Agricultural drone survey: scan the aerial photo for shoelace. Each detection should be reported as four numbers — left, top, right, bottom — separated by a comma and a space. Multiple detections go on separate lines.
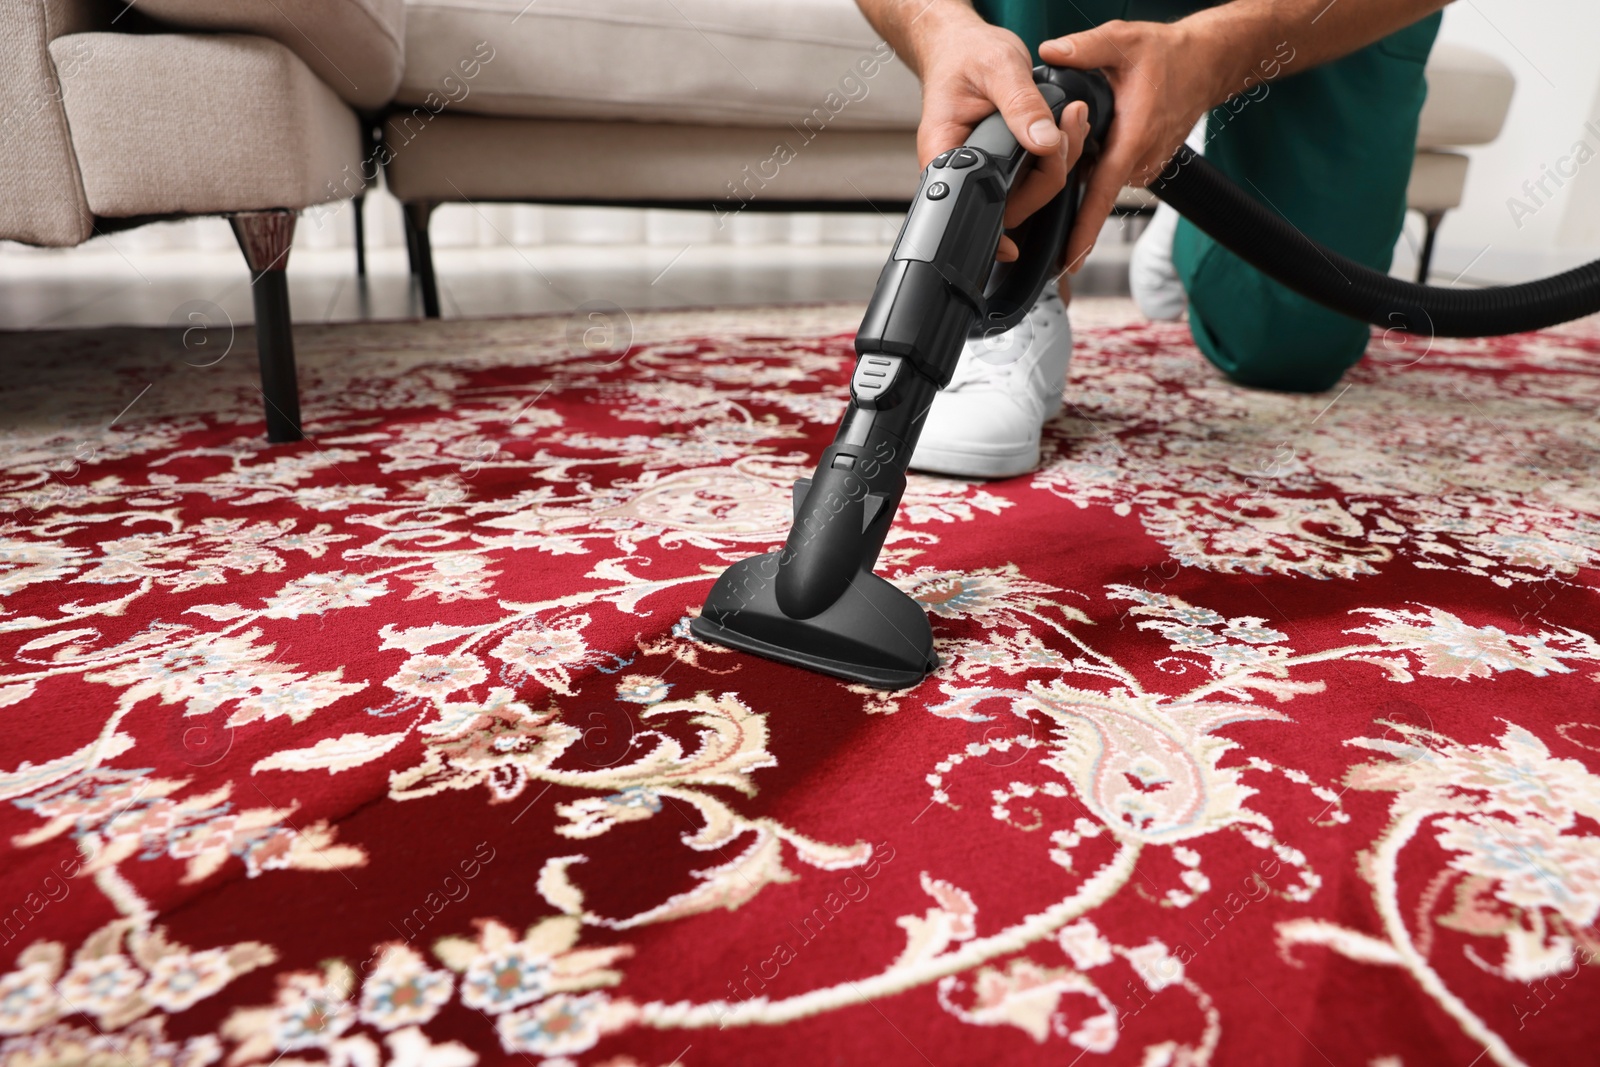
944, 299, 1059, 392
946, 350, 1019, 391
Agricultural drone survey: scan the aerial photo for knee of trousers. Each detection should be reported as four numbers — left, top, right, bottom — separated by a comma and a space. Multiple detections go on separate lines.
1178, 238, 1370, 394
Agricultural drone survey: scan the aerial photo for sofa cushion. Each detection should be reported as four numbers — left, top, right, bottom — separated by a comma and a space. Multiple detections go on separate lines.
1417, 42, 1514, 148
52, 33, 365, 219
134, 0, 404, 109
396, 0, 921, 129
0, 0, 106, 246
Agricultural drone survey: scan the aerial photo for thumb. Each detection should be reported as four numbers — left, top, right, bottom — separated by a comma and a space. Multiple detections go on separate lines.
976, 61, 1061, 156
1039, 26, 1129, 71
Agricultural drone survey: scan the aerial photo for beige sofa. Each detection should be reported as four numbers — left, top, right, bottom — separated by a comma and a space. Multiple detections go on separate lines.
0, 0, 403, 441
382, 1, 1515, 314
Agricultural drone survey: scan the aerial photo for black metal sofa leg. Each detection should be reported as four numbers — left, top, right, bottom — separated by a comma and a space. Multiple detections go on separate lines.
1416, 210, 1444, 284
229, 209, 303, 443
352, 192, 368, 278
402, 200, 440, 319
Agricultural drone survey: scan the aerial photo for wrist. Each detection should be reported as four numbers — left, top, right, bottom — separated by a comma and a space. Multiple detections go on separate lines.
1174, 9, 1271, 108
900, 0, 985, 74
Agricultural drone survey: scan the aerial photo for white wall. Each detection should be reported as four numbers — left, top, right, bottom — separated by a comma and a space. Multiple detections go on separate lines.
1557, 78, 1600, 247
1428, 0, 1600, 281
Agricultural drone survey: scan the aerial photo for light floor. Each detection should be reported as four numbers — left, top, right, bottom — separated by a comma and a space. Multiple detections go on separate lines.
0, 235, 1139, 333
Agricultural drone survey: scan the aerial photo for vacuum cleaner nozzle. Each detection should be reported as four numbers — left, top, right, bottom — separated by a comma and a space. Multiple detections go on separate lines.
691, 553, 938, 689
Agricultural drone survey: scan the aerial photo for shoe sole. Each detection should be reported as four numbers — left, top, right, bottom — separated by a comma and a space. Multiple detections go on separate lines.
909, 441, 1040, 480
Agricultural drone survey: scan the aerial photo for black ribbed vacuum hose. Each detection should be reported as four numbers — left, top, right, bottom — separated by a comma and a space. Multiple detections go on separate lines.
1149, 145, 1600, 337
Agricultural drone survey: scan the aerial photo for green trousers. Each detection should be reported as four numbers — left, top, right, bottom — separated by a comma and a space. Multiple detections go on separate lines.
973, 1, 1440, 392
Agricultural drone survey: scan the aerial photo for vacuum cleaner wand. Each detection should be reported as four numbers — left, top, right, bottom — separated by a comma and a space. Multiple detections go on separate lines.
689, 67, 1114, 689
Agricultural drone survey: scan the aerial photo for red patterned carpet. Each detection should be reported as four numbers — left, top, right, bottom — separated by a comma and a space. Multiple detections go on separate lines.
2, 301, 1599, 1067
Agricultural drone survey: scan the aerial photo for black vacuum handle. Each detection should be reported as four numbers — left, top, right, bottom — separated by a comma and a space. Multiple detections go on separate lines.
978, 66, 1114, 333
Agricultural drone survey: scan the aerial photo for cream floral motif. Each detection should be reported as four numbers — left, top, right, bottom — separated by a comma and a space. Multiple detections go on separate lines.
14, 769, 363, 885
388, 682, 873, 929
0, 596, 367, 769
220, 919, 631, 1061
85, 629, 366, 723
357, 946, 454, 1031
0, 1016, 222, 1067
143, 949, 237, 1013
1345, 607, 1594, 681
223, 962, 359, 1061
1277, 722, 1600, 1067
441, 918, 634, 1056
0, 736, 355, 1051
0, 923, 272, 1036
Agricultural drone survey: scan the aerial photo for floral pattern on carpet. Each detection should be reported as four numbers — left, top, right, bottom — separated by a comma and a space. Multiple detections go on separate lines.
1, 301, 1597, 1067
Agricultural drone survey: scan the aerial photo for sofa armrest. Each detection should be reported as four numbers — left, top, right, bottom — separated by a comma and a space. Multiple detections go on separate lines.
0, 0, 110, 246
52, 32, 366, 219
132, 0, 404, 110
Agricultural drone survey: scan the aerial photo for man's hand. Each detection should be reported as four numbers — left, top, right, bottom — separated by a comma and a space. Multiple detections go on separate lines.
1041, 21, 1222, 272
867, 1, 1088, 262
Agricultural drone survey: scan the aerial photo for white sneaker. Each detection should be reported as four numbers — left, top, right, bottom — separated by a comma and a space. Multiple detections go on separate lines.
1129, 201, 1187, 321
909, 286, 1072, 478
1129, 116, 1206, 322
